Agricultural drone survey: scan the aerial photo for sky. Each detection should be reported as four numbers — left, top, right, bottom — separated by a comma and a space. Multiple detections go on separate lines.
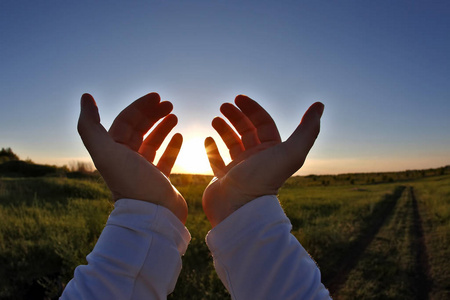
1, 0, 449, 175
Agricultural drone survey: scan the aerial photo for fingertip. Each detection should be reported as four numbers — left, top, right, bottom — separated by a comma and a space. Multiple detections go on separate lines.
78, 94, 103, 144
219, 102, 234, 114
205, 137, 219, 154
135, 92, 161, 108
81, 93, 96, 107
235, 94, 249, 101
235, 95, 262, 113
205, 137, 214, 147
79, 93, 100, 125
81, 93, 93, 100
313, 102, 325, 118
204, 138, 226, 178
169, 133, 183, 151
303, 102, 324, 122
166, 113, 178, 125
288, 102, 323, 152
211, 116, 223, 128
160, 100, 173, 108
147, 92, 161, 102
159, 101, 174, 115
235, 94, 254, 106
173, 132, 183, 144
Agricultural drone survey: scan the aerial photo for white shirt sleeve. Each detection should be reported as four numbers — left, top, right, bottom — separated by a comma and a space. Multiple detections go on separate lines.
60, 199, 191, 300
206, 195, 331, 300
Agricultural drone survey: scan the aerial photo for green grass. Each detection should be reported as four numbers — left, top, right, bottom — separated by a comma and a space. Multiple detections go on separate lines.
281, 183, 410, 288
412, 175, 450, 300
0, 168, 449, 299
0, 178, 113, 299
335, 187, 418, 299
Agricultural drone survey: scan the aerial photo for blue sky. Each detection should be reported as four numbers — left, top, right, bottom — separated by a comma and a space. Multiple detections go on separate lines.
1, 0, 449, 175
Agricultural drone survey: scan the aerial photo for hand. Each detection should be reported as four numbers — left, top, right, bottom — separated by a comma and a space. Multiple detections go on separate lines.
77, 93, 188, 224
203, 95, 324, 227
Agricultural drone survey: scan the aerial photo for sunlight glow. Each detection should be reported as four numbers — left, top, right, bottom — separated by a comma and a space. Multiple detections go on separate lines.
173, 137, 213, 175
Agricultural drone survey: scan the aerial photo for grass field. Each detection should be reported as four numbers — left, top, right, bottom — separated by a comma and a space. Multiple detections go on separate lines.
0, 163, 449, 299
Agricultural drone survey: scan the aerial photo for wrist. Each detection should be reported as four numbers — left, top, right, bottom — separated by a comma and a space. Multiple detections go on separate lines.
206, 195, 285, 252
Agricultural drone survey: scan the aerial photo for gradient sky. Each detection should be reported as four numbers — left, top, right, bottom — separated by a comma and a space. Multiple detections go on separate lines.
1, 0, 449, 175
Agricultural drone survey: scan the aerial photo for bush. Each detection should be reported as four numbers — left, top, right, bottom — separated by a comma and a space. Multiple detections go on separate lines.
0, 147, 19, 163
0, 160, 64, 178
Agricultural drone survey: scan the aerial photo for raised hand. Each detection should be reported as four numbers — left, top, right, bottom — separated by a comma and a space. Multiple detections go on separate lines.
203, 95, 324, 227
77, 93, 187, 224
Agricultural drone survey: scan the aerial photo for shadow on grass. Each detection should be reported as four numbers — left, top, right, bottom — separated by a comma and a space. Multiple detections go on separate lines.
322, 185, 406, 294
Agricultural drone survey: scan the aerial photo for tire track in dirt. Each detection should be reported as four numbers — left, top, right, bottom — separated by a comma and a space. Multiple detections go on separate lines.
323, 186, 406, 294
410, 186, 431, 300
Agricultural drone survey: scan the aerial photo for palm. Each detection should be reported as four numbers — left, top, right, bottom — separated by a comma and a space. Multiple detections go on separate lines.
203, 95, 323, 227
78, 93, 187, 223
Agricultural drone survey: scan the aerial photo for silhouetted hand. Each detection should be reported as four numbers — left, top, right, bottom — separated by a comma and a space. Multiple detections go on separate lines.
78, 93, 187, 224
203, 95, 324, 227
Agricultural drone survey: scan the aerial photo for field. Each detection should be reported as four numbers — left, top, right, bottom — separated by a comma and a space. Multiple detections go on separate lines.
0, 161, 449, 299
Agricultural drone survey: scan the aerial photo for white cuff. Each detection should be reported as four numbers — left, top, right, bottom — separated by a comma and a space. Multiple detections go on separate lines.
206, 195, 290, 256
112, 199, 191, 255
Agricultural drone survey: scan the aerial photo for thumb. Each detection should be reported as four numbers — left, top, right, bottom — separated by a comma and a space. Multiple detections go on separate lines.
77, 93, 110, 155
79, 93, 100, 121
283, 102, 324, 172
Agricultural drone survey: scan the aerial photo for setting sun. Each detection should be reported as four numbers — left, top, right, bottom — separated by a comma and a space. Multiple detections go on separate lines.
173, 136, 214, 175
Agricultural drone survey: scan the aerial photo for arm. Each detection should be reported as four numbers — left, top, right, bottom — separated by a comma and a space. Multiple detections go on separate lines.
62, 199, 190, 299
203, 95, 330, 299
206, 196, 329, 300
61, 93, 190, 299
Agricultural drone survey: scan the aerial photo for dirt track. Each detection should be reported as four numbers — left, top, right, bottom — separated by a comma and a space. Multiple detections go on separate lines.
325, 186, 431, 299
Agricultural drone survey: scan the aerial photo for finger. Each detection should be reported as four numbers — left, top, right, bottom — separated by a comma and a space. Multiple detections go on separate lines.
139, 114, 178, 163
77, 93, 113, 157
109, 93, 173, 151
220, 102, 260, 149
284, 102, 324, 171
234, 95, 281, 145
205, 137, 226, 177
211, 116, 245, 159
157, 133, 183, 177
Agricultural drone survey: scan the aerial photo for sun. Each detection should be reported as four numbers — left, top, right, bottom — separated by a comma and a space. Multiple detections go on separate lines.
173, 136, 214, 175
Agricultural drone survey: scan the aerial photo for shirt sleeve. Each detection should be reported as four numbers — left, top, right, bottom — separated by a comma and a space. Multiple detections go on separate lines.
206, 195, 331, 300
60, 199, 191, 300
